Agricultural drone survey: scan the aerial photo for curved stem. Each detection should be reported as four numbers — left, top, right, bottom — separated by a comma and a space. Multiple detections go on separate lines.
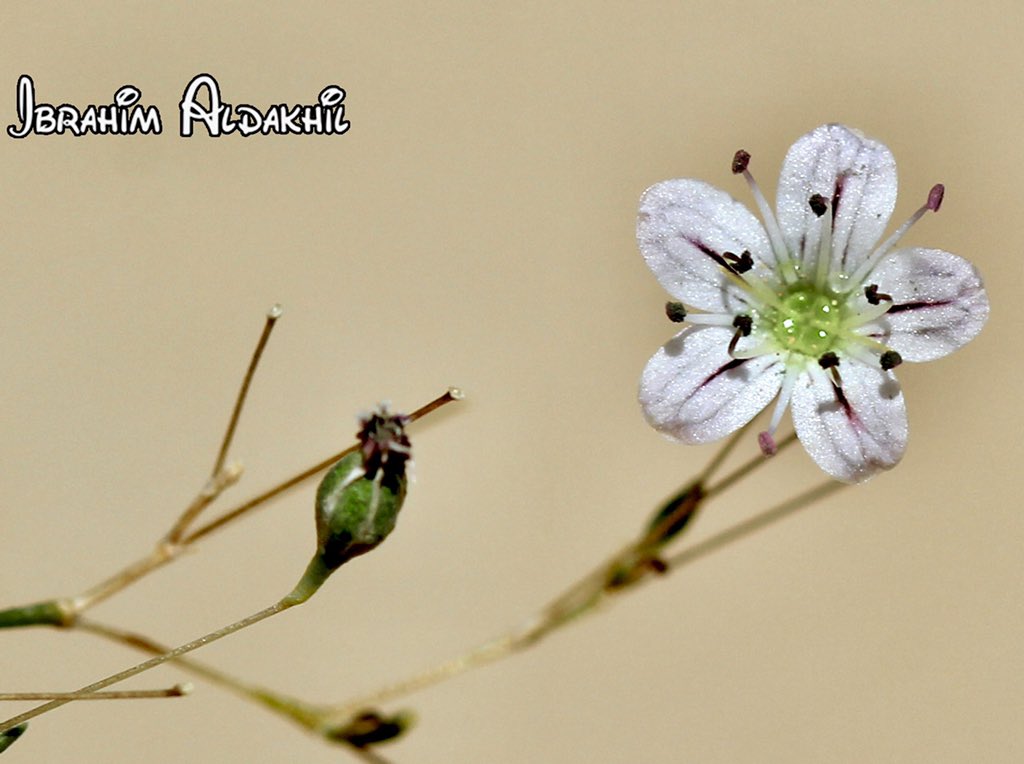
60, 388, 463, 619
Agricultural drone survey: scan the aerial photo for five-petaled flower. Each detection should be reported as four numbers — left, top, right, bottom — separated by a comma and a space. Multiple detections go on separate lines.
637, 124, 989, 483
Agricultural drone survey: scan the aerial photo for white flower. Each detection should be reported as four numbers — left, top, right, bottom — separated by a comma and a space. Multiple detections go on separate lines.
637, 124, 989, 483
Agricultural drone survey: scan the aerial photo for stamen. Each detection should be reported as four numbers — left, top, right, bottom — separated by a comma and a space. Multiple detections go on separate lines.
850, 183, 945, 285
880, 350, 903, 370
758, 431, 777, 457
683, 313, 737, 327
728, 314, 753, 355
842, 331, 894, 360
810, 195, 833, 290
723, 250, 754, 274
808, 194, 828, 217
731, 150, 751, 175
761, 364, 800, 454
729, 341, 778, 359
844, 298, 896, 329
818, 352, 842, 386
720, 265, 785, 310
734, 150, 795, 282
863, 284, 892, 305
665, 301, 687, 322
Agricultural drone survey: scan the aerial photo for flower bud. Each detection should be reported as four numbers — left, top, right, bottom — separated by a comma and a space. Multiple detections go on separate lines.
0, 723, 28, 753
285, 406, 411, 605
324, 708, 415, 749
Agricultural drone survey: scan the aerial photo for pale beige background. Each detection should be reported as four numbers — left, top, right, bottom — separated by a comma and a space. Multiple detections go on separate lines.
1, 2, 1021, 762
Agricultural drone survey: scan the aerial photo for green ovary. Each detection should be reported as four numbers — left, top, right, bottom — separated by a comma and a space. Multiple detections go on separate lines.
765, 285, 847, 357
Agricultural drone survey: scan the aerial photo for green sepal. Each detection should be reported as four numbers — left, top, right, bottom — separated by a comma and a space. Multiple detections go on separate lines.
0, 724, 28, 754
284, 451, 408, 604
314, 451, 407, 572
0, 600, 68, 629
644, 481, 704, 547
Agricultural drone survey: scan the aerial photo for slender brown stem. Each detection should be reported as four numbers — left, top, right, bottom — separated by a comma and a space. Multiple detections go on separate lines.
184, 388, 462, 545
64, 388, 463, 617
664, 480, 843, 569
0, 601, 293, 731
322, 474, 842, 725
4, 387, 465, 728
408, 387, 464, 423
70, 546, 174, 615
76, 617, 325, 729
0, 686, 190, 701
167, 305, 283, 544
212, 305, 282, 477
163, 464, 245, 548
183, 445, 357, 545
703, 430, 798, 499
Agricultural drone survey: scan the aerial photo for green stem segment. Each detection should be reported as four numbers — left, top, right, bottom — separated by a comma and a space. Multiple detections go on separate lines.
0, 600, 70, 629
283, 555, 334, 607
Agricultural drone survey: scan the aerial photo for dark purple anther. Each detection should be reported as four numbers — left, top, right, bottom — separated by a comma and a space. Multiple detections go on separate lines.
732, 150, 751, 174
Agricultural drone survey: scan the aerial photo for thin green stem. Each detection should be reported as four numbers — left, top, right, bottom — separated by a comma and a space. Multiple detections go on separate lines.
75, 617, 322, 729
703, 430, 798, 500
0, 600, 295, 732
665, 479, 843, 568
320, 474, 842, 726
49, 388, 464, 623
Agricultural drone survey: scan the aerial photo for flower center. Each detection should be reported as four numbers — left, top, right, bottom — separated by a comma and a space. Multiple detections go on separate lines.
767, 284, 846, 357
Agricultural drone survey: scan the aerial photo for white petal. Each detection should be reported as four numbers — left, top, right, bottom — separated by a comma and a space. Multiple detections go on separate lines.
640, 325, 784, 444
866, 247, 990, 362
637, 179, 775, 312
791, 363, 907, 483
776, 124, 897, 277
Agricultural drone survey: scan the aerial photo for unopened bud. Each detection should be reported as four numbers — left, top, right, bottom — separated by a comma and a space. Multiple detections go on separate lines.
325, 709, 415, 749
0, 724, 28, 754
285, 405, 411, 605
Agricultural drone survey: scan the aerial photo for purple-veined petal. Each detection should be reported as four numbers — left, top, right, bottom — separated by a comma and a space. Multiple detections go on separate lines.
790, 362, 907, 483
865, 247, 989, 362
637, 179, 774, 312
776, 124, 897, 277
640, 325, 784, 444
